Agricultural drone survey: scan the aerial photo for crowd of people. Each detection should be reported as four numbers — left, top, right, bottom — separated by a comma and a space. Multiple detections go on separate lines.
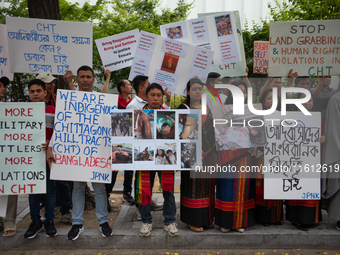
1, 64, 340, 241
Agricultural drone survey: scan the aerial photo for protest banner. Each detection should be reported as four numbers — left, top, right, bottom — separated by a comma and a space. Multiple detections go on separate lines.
160, 11, 242, 66
253, 41, 269, 74
110, 109, 201, 170
264, 112, 321, 199
0, 24, 13, 80
128, 31, 214, 96
0, 195, 8, 217
6, 16, 92, 75
95, 29, 139, 72
0, 102, 46, 195
50, 90, 117, 183
269, 19, 340, 76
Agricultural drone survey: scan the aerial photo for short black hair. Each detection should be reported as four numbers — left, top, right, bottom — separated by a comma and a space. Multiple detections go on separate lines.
117, 79, 127, 94
206, 72, 220, 85
222, 76, 233, 84
77, 65, 94, 76
28, 79, 45, 90
166, 149, 173, 154
295, 76, 310, 86
132, 75, 148, 94
161, 123, 170, 129
146, 83, 164, 96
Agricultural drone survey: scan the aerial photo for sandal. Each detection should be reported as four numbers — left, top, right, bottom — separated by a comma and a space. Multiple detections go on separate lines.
187, 224, 204, 232
3, 225, 16, 237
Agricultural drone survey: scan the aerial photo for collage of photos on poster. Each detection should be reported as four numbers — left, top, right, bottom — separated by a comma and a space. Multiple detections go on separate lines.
110, 109, 201, 170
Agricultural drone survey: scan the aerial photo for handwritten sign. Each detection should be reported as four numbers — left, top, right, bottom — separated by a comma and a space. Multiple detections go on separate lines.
160, 12, 242, 66
264, 112, 321, 199
0, 25, 14, 80
269, 20, 340, 76
254, 41, 269, 74
129, 31, 214, 96
50, 90, 117, 183
95, 29, 139, 72
6, 16, 92, 75
0, 195, 8, 217
198, 11, 247, 77
0, 103, 46, 195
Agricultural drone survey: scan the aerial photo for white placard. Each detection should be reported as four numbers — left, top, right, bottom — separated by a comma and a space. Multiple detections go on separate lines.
0, 103, 46, 195
264, 112, 321, 199
6, 16, 92, 75
95, 29, 139, 72
50, 90, 117, 183
129, 31, 214, 96
0, 25, 13, 80
0, 195, 8, 217
269, 19, 340, 76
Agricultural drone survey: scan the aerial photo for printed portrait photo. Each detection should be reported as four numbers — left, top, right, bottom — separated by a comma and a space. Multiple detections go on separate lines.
111, 143, 133, 164
134, 109, 154, 139
111, 112, 133, 137
156, 111, 176, 139
215, 14, 233, 37
155, 142, 177, 165
180, 142, 197, 169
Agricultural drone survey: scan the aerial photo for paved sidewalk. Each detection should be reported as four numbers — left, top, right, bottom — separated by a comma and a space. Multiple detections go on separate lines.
1, 172, 340, 251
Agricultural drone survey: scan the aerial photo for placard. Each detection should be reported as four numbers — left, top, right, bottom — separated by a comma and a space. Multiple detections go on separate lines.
0, 195, 8, 217
6, 16, 92, 75
0, 102, 46, 195
253, 41, 269, 74
269, 20, 340, 76
50, 90, 117, 183
95, 29, 139, 72
0, 25, 13, 80
264, 112, 321, 199
129, 31, 214, 96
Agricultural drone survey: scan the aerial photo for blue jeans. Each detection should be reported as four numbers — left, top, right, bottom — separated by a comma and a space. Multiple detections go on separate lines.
72, 182, 108, 225
56, 181, 72, 215
29, 165, 56, 223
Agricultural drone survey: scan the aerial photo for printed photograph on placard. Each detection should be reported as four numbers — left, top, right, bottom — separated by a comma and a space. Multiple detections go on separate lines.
165, 26, 184, 39
180, 142, 198, 169
111, 111, 133, 137
111, 143, 133, 164
161, 53, 179, 74
156, 111, 176, 139
134, 109, 154, 139
155, 142, 177, 165
178, 113, 199, 140
134, 143, 154, 162
215, 14, 233, 37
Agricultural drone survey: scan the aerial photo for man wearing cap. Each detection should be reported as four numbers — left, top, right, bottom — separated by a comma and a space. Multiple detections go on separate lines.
0, 76, 9, 101
36, 72, 58, 107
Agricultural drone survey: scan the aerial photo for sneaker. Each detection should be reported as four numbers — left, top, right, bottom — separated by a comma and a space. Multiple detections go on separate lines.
44, 221, 57, 237
150, 200, 163, 211
140, 223, 152, 237
60, 210, 72, 224
337, 221, 340, 231
136, 209, 142, 220
164, 223, 179, 237
123, 193, 135, 205
99, 222, 113, 237
221, 227, 230, 233
24, 221, 43, 239
67, 224, 84, 240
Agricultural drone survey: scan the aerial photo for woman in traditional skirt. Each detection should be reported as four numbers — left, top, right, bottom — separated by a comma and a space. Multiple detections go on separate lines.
215, 80, 256, 233
178, 78, 215, 232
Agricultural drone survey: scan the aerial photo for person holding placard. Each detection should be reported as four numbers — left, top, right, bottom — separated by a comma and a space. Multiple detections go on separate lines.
136, 83, 178, 237
24, 79, 57, 239
178, 78, 216, 232
0, 76, 9, 101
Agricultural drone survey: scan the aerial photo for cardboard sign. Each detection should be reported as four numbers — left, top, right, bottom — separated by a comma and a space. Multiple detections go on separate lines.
0, 102, 46, 195
264, 112, 321, 199
50, 90, 117, 183
253, 41, 269, 74
6, 16, 92, 75
95, 29, 139, 72
269, 20, 340, 76
129, 31, 214, 96
0, 25, 14, 80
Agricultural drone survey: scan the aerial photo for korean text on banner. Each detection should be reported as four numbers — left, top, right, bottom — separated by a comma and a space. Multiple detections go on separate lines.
0, 102, 46, 195
50, 90, 117, 183
264, 112, 321, 200
95, 29, 139, 72
6, 16, 92, 75
269, 19, 340, 76
0, 24, 14, 80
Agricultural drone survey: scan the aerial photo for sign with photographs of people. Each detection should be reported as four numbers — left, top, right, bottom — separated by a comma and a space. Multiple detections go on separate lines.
110, 109, 201, 170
